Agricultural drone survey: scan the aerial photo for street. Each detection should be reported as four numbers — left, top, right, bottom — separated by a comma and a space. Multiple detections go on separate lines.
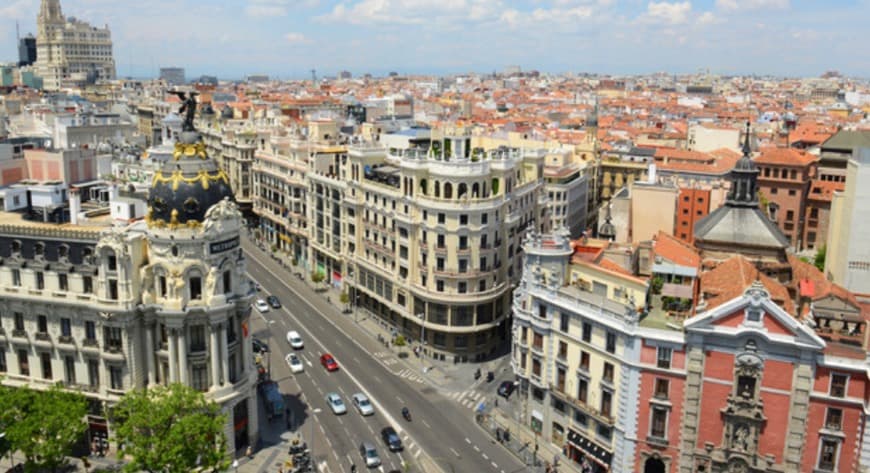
244, 237, 530, 473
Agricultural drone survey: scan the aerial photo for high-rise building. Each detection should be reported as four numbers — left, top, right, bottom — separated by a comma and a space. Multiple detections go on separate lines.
159, 67, 185, 86
34, 0, 116, 90
18, 34, 37, 67
825, 147, 870, 296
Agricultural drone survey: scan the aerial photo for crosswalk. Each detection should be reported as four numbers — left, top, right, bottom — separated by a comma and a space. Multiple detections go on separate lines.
372, 352, 426, 384
396, 368, 425, 384
446, 389, 488, 410
399, 430, 424, 459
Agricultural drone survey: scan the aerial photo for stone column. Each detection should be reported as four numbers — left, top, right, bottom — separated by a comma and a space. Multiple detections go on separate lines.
177, 327, 188, 385
168, 329, 178, 383
145, 323, 156, 386
210, 325, 221, 389
220, 323, 229, 385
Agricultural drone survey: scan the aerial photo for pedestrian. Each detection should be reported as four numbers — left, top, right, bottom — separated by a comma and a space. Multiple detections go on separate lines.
246, 445, 253, 459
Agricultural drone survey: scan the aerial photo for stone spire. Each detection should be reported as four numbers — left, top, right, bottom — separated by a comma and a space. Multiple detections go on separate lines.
39, 0, 63, 23
726, 122, 760, 207
599, 202, 616, 240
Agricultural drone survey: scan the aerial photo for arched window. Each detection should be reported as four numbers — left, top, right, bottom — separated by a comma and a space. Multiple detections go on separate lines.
434, 181, 441, 198
443, 182, 453, 199
457, 183, 468, 199
34, 242, 45, 258
58, 244, 70, 261
419, 179, 428, 195
154, 267, 168, 298
188, 269, 203, 300
471, 183, 479, 198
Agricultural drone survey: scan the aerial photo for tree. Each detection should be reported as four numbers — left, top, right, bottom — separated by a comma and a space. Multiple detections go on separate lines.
0, 383, 88, 473
340, 292, 350, 313
650, 276, 664, 295
814, 244, 827, 272
112, 384, 229, 473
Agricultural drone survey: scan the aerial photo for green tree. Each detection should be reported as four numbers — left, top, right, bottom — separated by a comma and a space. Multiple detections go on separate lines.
112, 384, 229, 473
0, 383, 88, 473
814, 244, 827, 272
650, 275, 664, 295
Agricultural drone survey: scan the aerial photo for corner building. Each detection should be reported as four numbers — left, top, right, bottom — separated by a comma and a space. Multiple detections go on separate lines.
344, 135, 550, 361
0, 130, 258, 453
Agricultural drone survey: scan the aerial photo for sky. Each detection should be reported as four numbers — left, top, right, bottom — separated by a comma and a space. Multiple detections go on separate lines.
1, 0, 869, 80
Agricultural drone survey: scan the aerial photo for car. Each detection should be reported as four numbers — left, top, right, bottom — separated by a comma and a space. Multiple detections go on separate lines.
351, 393, 374, 416
359, 442, 381, 468
267, 295, 281, 309
325, 392, 346, 415
321, 353, 338, 371
252, 338, 269, 354
286, 353, 304, 373
380, 426, 403, 452
254, 299, 270, 313
498, 380, 516, 398
286, 330, 304, 349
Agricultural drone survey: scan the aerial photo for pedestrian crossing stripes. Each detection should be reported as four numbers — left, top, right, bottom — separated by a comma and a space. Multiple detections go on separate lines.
397, 369, 425, 384
400, 432, 424, 458
447, 389, 486, 409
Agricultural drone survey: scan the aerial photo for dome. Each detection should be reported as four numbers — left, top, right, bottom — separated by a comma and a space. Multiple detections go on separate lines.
146, 131, 234, 229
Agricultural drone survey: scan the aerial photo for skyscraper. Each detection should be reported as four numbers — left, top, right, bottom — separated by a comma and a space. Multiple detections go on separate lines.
34, 0, 116, 90
18, 34, 37, 67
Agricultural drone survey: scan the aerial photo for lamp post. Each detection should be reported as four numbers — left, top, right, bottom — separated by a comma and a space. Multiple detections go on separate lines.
417, 313, 426, 367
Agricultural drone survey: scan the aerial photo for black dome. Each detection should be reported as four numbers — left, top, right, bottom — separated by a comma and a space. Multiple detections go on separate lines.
147, 131, 234, 228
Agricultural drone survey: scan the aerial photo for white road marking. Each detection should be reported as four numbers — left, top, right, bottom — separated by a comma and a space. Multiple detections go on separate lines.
421, 419, 431, 429
482, 453, 488, 460
414, 448, 422, 458
473, 445, 480, 452
450, 447, 461, 457
465, 438, 472, 444
395, 395, 403, 404
491, 462, 498, 468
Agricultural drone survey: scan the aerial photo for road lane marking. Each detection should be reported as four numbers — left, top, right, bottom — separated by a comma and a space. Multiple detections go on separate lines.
421, 419, 431, 429
450, 447, 461, 457
465, 437, 472, 444
482, 454, 488, 460
491, 462, 498, 469
473, 446, 480, 452
395, 395, 403, 404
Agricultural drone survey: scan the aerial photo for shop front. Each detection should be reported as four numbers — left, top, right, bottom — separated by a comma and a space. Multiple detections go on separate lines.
566, 428, 612, 473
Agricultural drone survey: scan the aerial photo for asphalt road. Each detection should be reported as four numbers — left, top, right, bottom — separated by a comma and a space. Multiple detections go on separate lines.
243, 238, 529, 473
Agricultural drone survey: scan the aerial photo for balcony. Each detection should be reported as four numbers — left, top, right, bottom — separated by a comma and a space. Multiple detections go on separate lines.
82, 338, 99, 351
646, 435, 669, 447
11, 329, 27, 339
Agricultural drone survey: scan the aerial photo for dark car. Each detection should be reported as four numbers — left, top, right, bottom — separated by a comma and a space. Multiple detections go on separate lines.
498, 380, 515, 398
252, 338, 269, 354
381, 426, 403, 451
267, 295, 281, 309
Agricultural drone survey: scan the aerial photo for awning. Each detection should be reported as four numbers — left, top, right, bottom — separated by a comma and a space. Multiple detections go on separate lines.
567, 429, 612, 466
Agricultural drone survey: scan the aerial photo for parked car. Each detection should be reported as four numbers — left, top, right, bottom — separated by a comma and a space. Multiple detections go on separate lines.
254, 299, 270, 313
252, 338, 269, 354
352, 393, 374, 416
325, 392, 346, 415
359, 442, 381, 468
286, 353, 304, 373
380, 426, 403, 452
498, 380, 516, 398
321, 353, 339, 371
286, 330, 304, 349
267, 295, 281, 309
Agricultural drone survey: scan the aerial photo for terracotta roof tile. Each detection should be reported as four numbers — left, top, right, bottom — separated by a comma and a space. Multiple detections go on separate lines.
700, 255, 795, 315
754, 147, 818, 167
653, 231, 701, 268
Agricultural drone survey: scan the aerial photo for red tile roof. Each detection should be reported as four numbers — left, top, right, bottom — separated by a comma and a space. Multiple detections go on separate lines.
700, 256, 796, 315
754, 146, 818, 167
653, 231, 701, 268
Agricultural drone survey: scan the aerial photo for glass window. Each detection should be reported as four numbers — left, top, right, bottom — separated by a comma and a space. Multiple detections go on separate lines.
650, 407, 667, 438
826, 408, 842, 430
830, 374, 847, 398
818, 439, 838, 471
582, 322, 592, 342
61, 318, 71, 337
109, 366, 123, 390
18, 349, 29, 376
655, 378, 669, 398
41, 352, 52, 380
606, 332, 616, 353
560, 313, 569, 332
657, 347, 672, 369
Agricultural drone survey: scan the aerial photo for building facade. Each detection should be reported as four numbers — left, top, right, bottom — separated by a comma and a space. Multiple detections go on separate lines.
826, 148, 870, 297
34, 0, 116, 91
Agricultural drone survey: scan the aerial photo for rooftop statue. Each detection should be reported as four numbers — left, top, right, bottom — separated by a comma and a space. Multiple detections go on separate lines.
168, 90, 200, 132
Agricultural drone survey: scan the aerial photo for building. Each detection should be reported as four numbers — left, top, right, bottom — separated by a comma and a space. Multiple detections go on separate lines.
675, 187, 711, 244
34, 0, 116, 90
753, 147, 818, 251
817, 130, 870, 183
825, 148, 870, 296
159, 67, 186, 86
687, 123, 740, 154
24, 147, 99, 183
802, 179, 842, 252
544, 149, 589, 238
18, 34, 37, 67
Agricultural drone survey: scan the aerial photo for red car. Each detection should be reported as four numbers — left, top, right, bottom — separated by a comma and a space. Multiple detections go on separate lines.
321, 353, 339, 372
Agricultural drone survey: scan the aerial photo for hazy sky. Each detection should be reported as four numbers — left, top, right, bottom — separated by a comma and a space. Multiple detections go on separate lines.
2, 0, 869, 80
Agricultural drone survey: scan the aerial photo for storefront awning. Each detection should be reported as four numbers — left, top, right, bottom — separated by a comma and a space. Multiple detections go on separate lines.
568, 429, 612, 466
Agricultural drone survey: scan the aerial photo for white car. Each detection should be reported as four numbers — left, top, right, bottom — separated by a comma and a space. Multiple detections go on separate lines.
286, 330, 304, 349
351, 393, 374, 416
325, 392, 346, 415
254, 299, 270, 313
286, 353, 304, 373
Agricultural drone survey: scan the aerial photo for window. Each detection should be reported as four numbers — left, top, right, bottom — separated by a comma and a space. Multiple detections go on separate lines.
558, 341, 568, 360
64, 356, 75, 384
560, 313, 569, 332
14, 313, 24, 331
580, 351, 590, 371
83, 276, 93, 293
532, 358, 542, 377
61, 318, 71, 337
603, 362, 614, 383
88, 359, 99, 388
826, 408, 843, 430
582, 322, 592, 342
600, 390, 612, 418
436, 280, 444, 292
192, 364, 208, 392
818, 439, 839, 471
0, 351, 6, 373
737, 375, 756, 398
59, 273, 68, 291
36, 271, 44, 289
533, 332, 543, 350
158, 275, 167, 297
458, 282, 467, 293
459, 236, 468, 249
657, 347, 672, 369
538, 304, 547, 319
606, 331, 616, 353
650, 407, 668, 439
12, 269, 20, 286
107, 255, 117, 271
460, 214, 468, 225
830, 374, 848, 398
654, 378, 670, 398
190, 276, 202, 300
574, 410, 587, 426
108, 279, 118, 300
597, 423, 612, 440
18, 349, 29, 376
40, 352, 52, 379
37, 315, 48, 334
104, 327, 122, 352
190, 326, 206, 352
109, 366, 123, 390
85, 321, 96, 341
481, 213, 488, 225
223, 270, 232, 293
437, 213, 445, 224
437, 234, 445, 248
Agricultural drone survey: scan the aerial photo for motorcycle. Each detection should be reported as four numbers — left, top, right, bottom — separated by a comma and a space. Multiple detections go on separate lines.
474, 369, 481, 380
402, 407, 412, 422
486, 371, 494, 382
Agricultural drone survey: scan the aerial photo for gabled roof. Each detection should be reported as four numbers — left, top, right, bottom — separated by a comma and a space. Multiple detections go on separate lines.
700, 256, 795, 315
687, 280, 826, 351
653, 230, 700, 268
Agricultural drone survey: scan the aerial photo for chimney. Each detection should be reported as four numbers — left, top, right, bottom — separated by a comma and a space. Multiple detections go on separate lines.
70, 187, 80, 225
648, 162, 657, 184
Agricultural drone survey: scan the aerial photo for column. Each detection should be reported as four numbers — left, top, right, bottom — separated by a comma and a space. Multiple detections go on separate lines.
145, 323, 156, 386
168, 329, 178, 383
210, 325, 221, 389
220, 324, 229, 385
177, 327, 188, 385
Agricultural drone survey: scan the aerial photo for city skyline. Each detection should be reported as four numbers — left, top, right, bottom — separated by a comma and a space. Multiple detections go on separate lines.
1, 0, 870, 80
